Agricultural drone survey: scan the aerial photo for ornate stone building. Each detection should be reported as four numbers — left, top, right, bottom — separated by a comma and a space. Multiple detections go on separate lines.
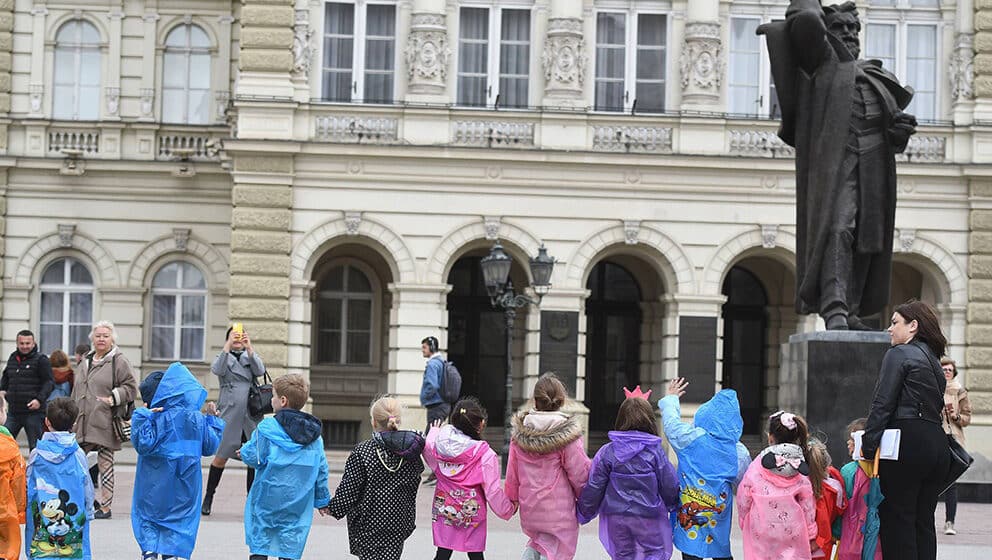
0, 0, 988, 475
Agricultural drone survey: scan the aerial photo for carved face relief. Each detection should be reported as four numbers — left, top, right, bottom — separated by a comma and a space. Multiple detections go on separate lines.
696, 52, 714, 78
421, 41, 438, 67
558, 45, 575, 73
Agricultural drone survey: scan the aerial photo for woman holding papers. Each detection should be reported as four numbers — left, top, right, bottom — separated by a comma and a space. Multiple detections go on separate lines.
863, 300, 950, 560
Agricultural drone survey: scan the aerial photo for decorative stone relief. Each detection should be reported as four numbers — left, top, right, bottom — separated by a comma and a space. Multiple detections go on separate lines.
680, 23, 723, 102
405, 13, 451, 94
344, 212, 363, 235
105, 87, 120, 116
898, 229, 916, 253
292, 9, 314, 78
623, 221, 641, 245
484, 217, 502, 241
215, 91, 231, 121
58, 224, 76, 248
140, 89, 154, 117
949, 33, 974, 102
29, 85, 43, 113
542, 18, 586, 99
761, 224, 779, 249
173, 228, 191, 251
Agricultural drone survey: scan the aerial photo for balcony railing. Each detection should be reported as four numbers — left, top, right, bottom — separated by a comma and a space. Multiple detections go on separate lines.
157, 132, 221, 161
592, 125, 673, 153
451, 120, 535, 147
48, 129, 100, 154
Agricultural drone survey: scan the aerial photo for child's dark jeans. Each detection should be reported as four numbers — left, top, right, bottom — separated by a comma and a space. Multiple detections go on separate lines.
434, 548, 484, 560
249, 555, 292, 560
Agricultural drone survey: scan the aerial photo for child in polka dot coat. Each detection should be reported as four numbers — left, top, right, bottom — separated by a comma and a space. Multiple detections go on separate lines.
327, 396, 425, 560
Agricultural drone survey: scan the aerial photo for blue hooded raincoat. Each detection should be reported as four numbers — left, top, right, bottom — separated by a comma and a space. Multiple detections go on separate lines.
130, 362, 225, 558
659, 389, 748, 559
241, 408, 330, 560
26, 431, 95, 560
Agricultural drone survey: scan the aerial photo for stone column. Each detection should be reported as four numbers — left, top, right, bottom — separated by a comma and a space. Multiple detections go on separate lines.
0, 0, 11, 150
950, 0, 975, 124
679, 0, 722, 112
404, 0, 450, 102
105, 8, 123, 120
228, 154, 295, 377
974, 0, 992, 120
966, 180, 992, 462
238, 0, 296, 100
139, 13, 159, 121
541, 0, 586, 107
290, 0, 313, 103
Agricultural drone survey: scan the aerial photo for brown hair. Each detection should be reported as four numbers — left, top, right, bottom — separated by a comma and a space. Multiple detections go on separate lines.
768, 411, 810, 457
46, 397, 79, 432
845, 417, 867, 437
370, 396, 402, 431
533, 372, 568, 412
614, 398, 658, 435
807, 439, 832, 499
894, 299, 946, 357
50, 349, 70, 369
449, 397, 488, 440
940, 357, 958, 377
273, 374, 310, 410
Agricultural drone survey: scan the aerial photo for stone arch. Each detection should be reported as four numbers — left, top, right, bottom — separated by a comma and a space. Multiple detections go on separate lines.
895, 235, 966, 306
14, 230, 119, 287
702, 227, 798, 296
426, 219, 542, 285
127, 233, 229, 289
48, 12, 109, 44
157, 15, 220, 48
291, 216, 416, 284
566, 224, 695, 294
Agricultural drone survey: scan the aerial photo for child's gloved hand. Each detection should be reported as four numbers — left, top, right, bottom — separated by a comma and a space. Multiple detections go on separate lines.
666, 377, 688, 398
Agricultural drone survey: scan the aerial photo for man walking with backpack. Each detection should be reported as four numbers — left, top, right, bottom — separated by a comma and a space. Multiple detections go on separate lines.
420, 336, 453, 485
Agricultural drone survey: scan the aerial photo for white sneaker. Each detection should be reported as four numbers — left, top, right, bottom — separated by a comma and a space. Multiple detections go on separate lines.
944, 521, 956, 535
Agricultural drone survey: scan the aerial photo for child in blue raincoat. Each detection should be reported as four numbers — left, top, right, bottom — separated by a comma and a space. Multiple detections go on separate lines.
240, 373, 330, 560
131, 362, 225, 560
26, 397, 95, 560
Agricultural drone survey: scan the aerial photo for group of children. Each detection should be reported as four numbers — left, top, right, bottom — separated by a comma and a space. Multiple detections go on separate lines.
0, 363, 883, 560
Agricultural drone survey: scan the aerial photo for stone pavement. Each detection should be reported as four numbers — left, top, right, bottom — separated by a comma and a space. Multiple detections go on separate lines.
80, 466, 990, 560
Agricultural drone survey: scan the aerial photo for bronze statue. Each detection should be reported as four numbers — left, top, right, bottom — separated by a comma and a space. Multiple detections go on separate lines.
759, 0, 917, 329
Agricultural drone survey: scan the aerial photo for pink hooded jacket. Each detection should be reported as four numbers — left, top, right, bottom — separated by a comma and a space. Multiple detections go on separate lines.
505, 410, 591, 560
423, 424, 517, 552
738, 443, 818, 560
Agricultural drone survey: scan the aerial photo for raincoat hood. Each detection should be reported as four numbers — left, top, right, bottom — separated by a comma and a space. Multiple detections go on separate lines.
758, 443, 810, 481
694, 389, 744, 442
512, 410, 582, 454
434, 424, 486, 468
268, 409, 322, 448
607, 430, 664, 462
139, 370, 165, 405
35, 431, 81, 464
149, 362, 206, 410
374, 429, 425, 459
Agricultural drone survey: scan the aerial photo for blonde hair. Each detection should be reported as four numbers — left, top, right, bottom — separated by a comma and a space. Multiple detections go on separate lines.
88, 320, 117, 344
273, 374, 310, 410
807, 438, 831, 499
370, 396, 402, 431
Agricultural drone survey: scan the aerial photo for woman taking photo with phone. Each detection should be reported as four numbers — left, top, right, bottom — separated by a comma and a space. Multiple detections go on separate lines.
201, 323, 266, 515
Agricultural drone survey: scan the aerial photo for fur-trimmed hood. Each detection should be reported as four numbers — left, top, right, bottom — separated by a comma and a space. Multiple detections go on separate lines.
511, 410, 583, 454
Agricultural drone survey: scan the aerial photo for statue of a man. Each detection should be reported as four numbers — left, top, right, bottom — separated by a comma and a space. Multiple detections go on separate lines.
760, 1, 917, 329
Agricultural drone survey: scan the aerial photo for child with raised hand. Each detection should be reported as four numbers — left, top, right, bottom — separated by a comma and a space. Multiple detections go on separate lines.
807, 439, 846, 559
577, 387, 679, 560
505, 373, 591, 560
659, 377, 750, 560
130, 362, 225, 560
738, 410, 817, 560
0, 398, 25, 560
835, 418, 882, 560
422, 396, 516, 560
327, 396, 425, 560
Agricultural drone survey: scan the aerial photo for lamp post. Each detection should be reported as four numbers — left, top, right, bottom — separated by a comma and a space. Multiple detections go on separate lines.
479, 242, 555, 472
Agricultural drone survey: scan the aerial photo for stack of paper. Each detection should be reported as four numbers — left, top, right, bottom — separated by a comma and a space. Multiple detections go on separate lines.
851, 429, 901, 461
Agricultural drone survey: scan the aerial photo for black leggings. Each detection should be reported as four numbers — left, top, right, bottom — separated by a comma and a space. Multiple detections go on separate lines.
434, 548, 483, 560
944, 483, 958, 523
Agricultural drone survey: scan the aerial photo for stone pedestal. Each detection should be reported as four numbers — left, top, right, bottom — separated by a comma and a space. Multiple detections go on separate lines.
781, 331, 890, 467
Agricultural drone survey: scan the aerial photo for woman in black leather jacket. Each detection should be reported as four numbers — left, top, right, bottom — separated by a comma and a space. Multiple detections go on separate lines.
863, 300, 950, 560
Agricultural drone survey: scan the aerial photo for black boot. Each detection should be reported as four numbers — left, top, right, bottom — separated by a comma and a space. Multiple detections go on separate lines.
246, 467, 255, 495
202, 465, 223, 516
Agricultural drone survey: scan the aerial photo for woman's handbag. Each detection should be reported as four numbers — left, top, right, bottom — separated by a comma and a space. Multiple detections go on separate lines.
918, 346, 975, 494
103, 354, 134, 443
248, 370, 273, 418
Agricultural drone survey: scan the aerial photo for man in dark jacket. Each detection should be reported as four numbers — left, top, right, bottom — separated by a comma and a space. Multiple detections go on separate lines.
759, 1, 916, 330
0, 329, 55, 449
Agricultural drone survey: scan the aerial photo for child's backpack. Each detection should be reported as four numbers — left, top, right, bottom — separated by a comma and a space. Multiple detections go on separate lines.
438, 359, 462, 404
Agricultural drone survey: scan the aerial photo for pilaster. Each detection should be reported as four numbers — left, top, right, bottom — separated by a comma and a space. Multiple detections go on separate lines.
679, 0, 722, 113
973, 0, 992, 119
404, 0, 450, 103
968, 180, 992, 423
0, 0, 12, 149
541, 0, 586, 107
238, 0, 296, 100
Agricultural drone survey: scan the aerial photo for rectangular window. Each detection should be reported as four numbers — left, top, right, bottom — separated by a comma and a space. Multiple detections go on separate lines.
595, 11, 666, 113
866, 21, 938, 121
322, 2, 396, 103
457, 7, 531, 108
729, 18, 761, 115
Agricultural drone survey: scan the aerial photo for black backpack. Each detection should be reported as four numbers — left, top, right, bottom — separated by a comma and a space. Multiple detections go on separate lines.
437, 359, 462, 404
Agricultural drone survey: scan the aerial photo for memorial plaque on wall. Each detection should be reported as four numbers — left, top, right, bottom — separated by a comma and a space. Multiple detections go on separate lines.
678, 316, 718, 402
539, 311, 579, 395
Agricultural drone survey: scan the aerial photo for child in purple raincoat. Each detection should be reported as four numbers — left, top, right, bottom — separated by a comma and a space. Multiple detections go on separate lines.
423, 397, 517, 560
577, 392, 680, 560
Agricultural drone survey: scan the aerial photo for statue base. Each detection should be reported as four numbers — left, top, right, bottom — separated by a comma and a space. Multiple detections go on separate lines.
780, 330, 891, 466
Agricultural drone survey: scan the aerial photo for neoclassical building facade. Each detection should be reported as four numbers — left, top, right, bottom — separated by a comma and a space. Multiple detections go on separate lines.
0, 0, 989, 471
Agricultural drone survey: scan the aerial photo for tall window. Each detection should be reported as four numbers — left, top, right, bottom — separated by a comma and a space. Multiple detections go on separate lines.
53, 20, 101, 120
150, 262, 207, 361
865, 1, 940, 121
163, 24, 212, 124
322, 2, 397, 103
315, 264, 373, 365
457, 7, 531, 108
594, 11, 666, 113
39, 258, 93, 353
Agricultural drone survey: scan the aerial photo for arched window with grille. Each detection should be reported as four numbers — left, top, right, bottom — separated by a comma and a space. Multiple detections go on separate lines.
315, 263, 374, 365
39, 258, 94, 352
53, 20, 101, 120
162, 24, 212, 124
150, 262, 207, 361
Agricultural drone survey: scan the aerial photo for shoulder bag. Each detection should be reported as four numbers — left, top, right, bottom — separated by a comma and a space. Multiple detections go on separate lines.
916, 345, 973, 494
92, 353, 134, 443
248, 369, 273, 419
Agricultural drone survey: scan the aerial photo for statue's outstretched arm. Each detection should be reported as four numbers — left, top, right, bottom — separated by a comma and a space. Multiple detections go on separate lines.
787, 0, 831, 75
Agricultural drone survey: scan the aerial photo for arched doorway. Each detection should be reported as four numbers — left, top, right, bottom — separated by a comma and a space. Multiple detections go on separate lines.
721, 266, 768, 435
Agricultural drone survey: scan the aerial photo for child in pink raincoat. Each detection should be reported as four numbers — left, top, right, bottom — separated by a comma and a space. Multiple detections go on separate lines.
423, 397, 517, 560
738, 411, 818, 560
506, 373, 591, 560
835, 418, 882, 560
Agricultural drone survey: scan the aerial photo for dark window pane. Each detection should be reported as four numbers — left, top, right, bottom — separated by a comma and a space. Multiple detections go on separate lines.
181, 327, 205, 360
41, 292, 64, 322
318, 331, 342, 363
40, 325, 63, 353
347, 267, 372, 292
153, 295, 176, 325
42, 260, 65, 285
154, 263, 179, 289
69, 293, 92, 323
69, 325, 90, 352
346, 332, 371, 364
69, 260, 93, 285
347, 299, 372, 330
638, 14, 666, 46
319, 298, 343, 330
322, 266, 345, 291
181, 264, 206, 289
152, 326, 175, 359
182, 295, 205, 325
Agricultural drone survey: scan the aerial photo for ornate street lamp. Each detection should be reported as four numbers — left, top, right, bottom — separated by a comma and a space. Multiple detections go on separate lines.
479, 242, 555, 471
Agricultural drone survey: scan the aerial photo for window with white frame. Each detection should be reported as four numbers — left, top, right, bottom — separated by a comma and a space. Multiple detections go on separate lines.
150, 262, 207, 361
315, 264, 374, 365
457, 7, 531, 108
322, 2, 397, 103
865, 0, 940, 121
594, 10, 666, 113
163, 24, 212, 124
728, 16, 781, 118
39, 258, 93, 353
53, 20, 101, 120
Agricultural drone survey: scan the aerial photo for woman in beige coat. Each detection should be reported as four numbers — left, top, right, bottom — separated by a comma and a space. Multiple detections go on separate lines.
71, 320, 138, 519
940, 357, 971, 535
